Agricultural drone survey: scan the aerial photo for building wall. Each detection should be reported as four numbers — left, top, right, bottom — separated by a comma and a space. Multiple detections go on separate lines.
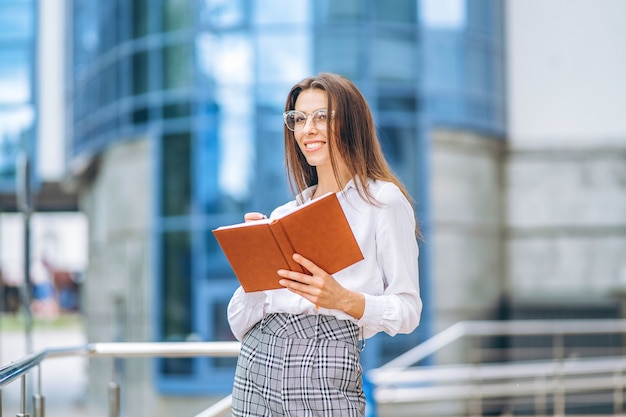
505, 0, 626, 312
431, 129, 506, 332
429, 128, 506, 368
80, 137, 154, 415
507, 0, 626, 146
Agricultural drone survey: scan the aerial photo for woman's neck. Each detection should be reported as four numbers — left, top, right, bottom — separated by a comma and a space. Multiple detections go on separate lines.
311, 162, 350, 198
313, 169, 349, 199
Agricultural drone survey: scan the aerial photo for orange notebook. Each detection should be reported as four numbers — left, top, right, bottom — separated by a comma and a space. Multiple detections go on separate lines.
212, 193, 364, 292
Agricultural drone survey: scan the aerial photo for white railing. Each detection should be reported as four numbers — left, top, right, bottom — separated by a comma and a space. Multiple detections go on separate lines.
0, 341, 240, 417
3, 319, 626, 417
368, 319, 626, 416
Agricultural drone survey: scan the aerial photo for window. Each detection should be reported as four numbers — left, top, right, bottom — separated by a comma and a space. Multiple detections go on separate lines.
162, 132, 192, 216
163, 43, 192, 90
163, 0, 192, 32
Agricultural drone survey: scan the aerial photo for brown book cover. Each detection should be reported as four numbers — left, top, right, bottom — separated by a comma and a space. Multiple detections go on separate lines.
212, 193, 364, 292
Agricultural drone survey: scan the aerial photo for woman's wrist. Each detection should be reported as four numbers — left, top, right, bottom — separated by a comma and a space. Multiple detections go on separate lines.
342, 289, 365, 320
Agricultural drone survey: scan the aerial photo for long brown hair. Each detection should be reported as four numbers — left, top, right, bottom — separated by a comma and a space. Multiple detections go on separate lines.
283, 73, 419, 233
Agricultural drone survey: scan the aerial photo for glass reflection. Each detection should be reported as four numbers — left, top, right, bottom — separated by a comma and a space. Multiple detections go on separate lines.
0, 48, 31, 103
257, 32, 311, 84
253, 0, 309, 25
132, 50, 149, 95
317, 0, 362, 23
0, 3, 32, 38
132, 0, 149, 38
315, 30, 362, 80
201, 0, 246, 28
373, 0, 416, 23
163, 43, 192, 90
163, 0, 191, 32
0, 106, 33, 179
196, 33, 253, 85
373, 31, 417, 82
195, 33, 254, 213
161, 230, 192, 339
161, 229, 193, 376
162, 132, 192, 216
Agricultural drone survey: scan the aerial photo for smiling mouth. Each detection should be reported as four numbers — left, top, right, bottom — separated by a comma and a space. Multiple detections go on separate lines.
305, 142, 324, 150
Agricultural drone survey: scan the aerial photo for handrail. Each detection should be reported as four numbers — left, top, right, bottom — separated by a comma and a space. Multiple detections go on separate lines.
0, 341, 241, 417
368, 319, 626, 417
1, 341, 241, 388
375, 318, 626, 371
4, 319, 626, 417
373, 355, 626, 385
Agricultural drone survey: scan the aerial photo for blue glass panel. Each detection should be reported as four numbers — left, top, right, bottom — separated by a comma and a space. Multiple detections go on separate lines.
257, 32, 311, 84
161, 230, 192, 341
372, 31, 418, 82
132, 0, 148, 38
252, 98, 290, 212
205, 225, 234, 279
163, 0, 191, 32
253, 0, 309, 25
420, 0, 466, 30
377, 94, 419, 113
196, 33, 253, 86
0, 3, 33, 38
378, 124, 418, 185
201, 0, 246, 28
132, 50, 149, 95
195, 87, 253, 214
0, 106, 33, 181
373, 0, 416, 23
214, 86, 253, 209
316, 0, 363, 23
73, 0, 99, 74
420, 0, 505, 134
315, 29, 362, 80
0, 47, 31, 104
163, 43, 192, 90
162, 132, 192, 216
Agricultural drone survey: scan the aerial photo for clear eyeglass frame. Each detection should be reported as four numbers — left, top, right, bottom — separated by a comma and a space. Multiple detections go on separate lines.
283, 109, 334, 131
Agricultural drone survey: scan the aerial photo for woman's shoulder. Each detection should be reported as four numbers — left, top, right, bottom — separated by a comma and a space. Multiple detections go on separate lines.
368, 179, 408, 205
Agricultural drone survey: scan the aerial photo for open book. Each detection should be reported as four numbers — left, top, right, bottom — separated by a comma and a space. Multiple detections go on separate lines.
212, 192, 364, 292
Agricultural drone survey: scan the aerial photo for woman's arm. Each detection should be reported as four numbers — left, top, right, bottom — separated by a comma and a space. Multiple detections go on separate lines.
357, 183, 422, 337
227, 287, 266, 341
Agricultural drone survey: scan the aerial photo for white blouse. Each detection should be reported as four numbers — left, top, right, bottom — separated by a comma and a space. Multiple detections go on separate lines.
227, 178, 422, 340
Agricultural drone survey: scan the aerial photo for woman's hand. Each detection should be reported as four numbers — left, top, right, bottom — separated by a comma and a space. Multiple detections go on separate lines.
244, 212, 267, 222
277, 253, 365, 320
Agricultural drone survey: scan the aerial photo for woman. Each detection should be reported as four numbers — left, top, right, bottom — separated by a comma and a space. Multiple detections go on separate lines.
228, 73, 422, 417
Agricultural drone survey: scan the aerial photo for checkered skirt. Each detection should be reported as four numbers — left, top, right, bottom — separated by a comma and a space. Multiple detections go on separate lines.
232, 313, 365, 417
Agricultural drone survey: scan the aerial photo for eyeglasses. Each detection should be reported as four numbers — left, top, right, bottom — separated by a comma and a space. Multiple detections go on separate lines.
283, 109, 333, 131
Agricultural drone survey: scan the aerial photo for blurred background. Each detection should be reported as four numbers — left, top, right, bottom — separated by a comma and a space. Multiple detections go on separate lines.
0, 0, 625, 416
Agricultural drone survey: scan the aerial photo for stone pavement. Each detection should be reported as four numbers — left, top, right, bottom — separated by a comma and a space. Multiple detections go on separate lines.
0, 321, 99, 417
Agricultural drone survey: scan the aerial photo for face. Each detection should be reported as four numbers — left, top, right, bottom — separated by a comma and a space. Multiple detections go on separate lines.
292, 89, 334, 171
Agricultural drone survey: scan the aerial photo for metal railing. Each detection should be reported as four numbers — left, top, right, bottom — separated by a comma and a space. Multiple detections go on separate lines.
368, 319, 626, 416
0, 341, 240, 417
3, 319, 626, 417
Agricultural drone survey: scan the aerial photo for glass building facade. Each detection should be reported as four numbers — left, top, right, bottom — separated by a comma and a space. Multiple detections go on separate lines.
0, 0, 36, 191
70, 0, 504, 394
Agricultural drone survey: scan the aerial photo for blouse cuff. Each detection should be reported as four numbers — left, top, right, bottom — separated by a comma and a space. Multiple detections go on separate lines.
357, 293, 384, 330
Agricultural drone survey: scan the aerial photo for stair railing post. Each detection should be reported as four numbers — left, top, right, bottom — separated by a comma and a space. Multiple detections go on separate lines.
16, 374, 30, 417
614, 367, 624, 415
33, 364, 45, 417
552, 333, 564, 417
108, 358, 120, 417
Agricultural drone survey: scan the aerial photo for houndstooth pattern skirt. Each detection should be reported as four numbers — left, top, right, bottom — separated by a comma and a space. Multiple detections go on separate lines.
231, 313, 365, 417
